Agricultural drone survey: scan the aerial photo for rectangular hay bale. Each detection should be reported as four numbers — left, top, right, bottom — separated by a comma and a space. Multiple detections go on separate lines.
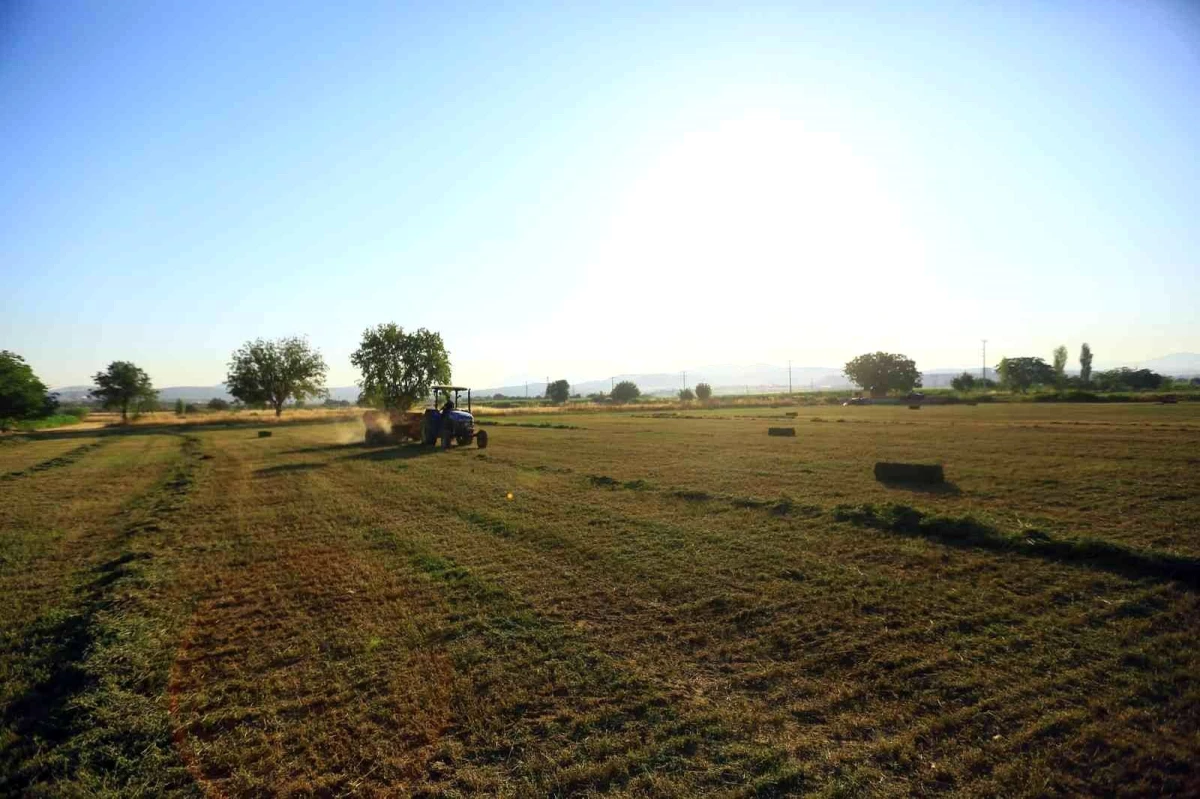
767, 427, 796, 437
874, 462, 944, 484
258, 430, 272, 438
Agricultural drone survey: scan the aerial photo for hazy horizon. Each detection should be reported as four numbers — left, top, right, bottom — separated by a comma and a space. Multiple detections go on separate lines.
4, 2, 1198, 388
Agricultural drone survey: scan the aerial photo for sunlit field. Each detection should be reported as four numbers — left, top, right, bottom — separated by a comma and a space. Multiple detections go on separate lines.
2, 403, 1197, 796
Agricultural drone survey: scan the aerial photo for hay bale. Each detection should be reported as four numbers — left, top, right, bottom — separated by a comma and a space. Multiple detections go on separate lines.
908, 405, 921, 410
768, 427, 796, 437
258, 430, 272, 438
874, 462, 943, 484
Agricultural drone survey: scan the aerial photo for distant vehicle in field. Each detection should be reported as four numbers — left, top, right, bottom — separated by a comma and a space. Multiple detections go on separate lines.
363, 385, 488, 449
842, 396, 870, 406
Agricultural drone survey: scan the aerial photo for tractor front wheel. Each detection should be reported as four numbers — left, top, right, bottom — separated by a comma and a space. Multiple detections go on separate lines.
476, 430, 488, 449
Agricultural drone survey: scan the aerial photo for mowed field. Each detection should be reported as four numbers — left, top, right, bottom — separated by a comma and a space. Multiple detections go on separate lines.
1, 403, 1198, 797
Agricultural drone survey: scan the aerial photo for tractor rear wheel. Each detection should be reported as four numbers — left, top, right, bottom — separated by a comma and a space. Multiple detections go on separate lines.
421, 414, 437, 446
476, 430, 488, 449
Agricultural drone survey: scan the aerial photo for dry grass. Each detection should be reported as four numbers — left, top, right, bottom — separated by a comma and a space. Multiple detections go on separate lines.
85, 408, 363, 427
1, 402, 1197, 795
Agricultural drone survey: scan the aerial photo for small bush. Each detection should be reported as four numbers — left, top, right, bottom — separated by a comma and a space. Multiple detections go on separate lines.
57, 405, 90, 421
9, 414, 85, 431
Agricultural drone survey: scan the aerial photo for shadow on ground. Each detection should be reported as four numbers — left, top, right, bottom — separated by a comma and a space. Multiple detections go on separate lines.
255, 463, 327, 475
341, 444, 447, 463
23, 416, 358, 442
878, 479, 962, 495
833, 502, 1200, 591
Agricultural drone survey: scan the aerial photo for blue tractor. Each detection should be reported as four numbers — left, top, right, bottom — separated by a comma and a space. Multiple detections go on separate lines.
422, 385, 488, 449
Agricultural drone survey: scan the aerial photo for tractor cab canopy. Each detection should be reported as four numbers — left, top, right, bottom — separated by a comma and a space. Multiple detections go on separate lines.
430, 385, 472, 414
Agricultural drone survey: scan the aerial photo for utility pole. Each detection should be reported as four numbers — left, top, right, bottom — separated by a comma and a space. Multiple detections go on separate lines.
682, 370, 686, 389
981, 339, 988, 381
788, 360, 792, 394
525, 382, 528, 398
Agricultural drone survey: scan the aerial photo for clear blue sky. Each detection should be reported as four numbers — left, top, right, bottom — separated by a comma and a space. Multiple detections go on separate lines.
3, 1, 1198, 388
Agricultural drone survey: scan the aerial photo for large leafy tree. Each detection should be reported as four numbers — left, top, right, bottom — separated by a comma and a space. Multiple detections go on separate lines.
996, 357, 1054, 392
90, 361, 157, 422
843, 352, 921, 398
1079, 343, 1094, 386
226, 336, 328, 417
0, 350, 55, 422
611, 380, 640, 403
546, 379, 571, 404
350, 324, 450, 410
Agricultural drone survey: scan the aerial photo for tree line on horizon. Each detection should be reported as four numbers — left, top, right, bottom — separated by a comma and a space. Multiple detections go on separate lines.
0, 324, 451, 427
3, 337, 1195, 430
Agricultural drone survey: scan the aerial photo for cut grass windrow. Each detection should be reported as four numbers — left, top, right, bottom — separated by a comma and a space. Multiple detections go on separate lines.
359, 528, 810, 796
0, 435, 203, 796
0, 439, 109, 481
832, 502, 1200, 590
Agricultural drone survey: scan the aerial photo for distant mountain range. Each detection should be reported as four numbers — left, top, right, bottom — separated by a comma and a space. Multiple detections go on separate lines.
51, 353, 1200, 403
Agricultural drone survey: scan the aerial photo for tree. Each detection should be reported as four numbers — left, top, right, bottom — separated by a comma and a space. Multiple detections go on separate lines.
678, 387, 695, 401
90, 361, 157, 422
0, 350, 55, 423
227, 336, 329, 417
1093, 367, 1164, 391
1052, 345, 1068, 389
695, 382, 713, 401
1080, 343, 1093, 386
996, 357, 1054, 392
546, 379, 571, 404
843, 352, 922, 398
611, 380, 640, 403
175, 398, 186, 416
350, 324, 450, 411
207, 398, 231, 411
950, 372, 976, 392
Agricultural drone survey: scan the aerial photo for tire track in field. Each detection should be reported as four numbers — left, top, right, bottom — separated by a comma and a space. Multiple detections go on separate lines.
0, 439, 110, 481
0, 434, 204, 796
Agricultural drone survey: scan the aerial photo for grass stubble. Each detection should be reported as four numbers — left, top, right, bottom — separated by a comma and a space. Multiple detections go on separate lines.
0, 402, 1197, 796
